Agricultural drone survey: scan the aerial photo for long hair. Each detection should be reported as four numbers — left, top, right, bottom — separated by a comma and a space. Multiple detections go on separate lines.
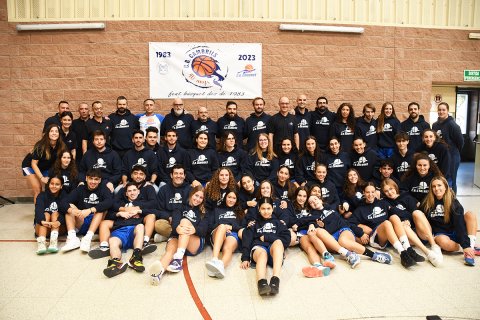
336, 103, 356, 131
420, 176, 454, 224
222, 190, 245, 221
188, 185, 206, 218
276, 165, 295, 200
52, 150, 78, 181
253, 132, 276, 160
292, 186, 309, 212
218, 130, 236, 153
255, 179, 277, 201
46, 175, 64, 196
377, 102, 397, 133
277, 137, 295, 157
402, 152, 442, 180
32, 124, 66, 161
343, 168, 366, 198
205, 168, 236, 203
422, 128, 449, 148
299, 135, 323, 162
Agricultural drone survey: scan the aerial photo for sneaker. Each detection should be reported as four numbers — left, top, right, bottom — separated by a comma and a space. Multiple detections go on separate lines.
346, 251, 360, 269
474, 247, 480, 256
269, 276, 280, 295
149, 261, 165, 286
205, 259, 226, 279
47, 238, 59, 253
432, 244, 442, 256
407, 247, 425, 263
80, 237, 92, 253
61, 236, 80, 252
427, 250, 442, 267
128, 252, 145, 272
464, 253, 475, 267
103, 258, 128, 278
36, 239, 47, 255
257, 279, 270, 296
322, 252, 336, 269
88, 245, 110, 259
166, 258, 183, 273
142, 242, 157, 255
302, 265, 331, 278
400, 250, 416, 268
372, 251, 392, 264
153, 234, 168, 243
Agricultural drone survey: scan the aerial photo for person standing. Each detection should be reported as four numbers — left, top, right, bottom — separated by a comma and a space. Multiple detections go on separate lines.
160, 98, 195, 149
191, 106, 218, 150
84, 101, 113, 150
245, 97, 271, 152
137, 98, 164, 137
309, 96, 336, 151
294, 94, 311, 152
216, 101, 245, 149
109, 96, 140, 159
43, 100, 69, 133
72, 102, 90, 165
267, 96, 299, 155
400, 102, 430, 153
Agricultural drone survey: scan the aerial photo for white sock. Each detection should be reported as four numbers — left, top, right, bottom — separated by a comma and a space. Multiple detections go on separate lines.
100, 241, 109, 248
50, 231, 59, 240
67, 230, 76, 238
468, 235, 477, 248
399, 235, 410, 250
393, 241, 404, 254
144, 236, 150, 243
173, 248, 186, 260
37, 236, 46, 242
85, 231, 94, 239
338, 247, 348, 257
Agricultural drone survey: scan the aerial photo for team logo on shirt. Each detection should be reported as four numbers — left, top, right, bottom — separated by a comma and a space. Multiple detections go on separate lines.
281, 190, 289, 200
383, 123, 392, 132
298, 119, 309, 129
253, 121, 266, 131
135, 158, 147, 167
428, 153, 438, 163
436, 130, 443, 138
430, 204, 445, 218
93, 158, 107, 169
46, 201, 58, 213
366, 125, 376, 136
193, 155, 209, 165
412, 182, 429, 193
62, 175, 70, 186
321, 187, 330, 199
398, 161, 410, 172
169, 193, 183, 204
296, 209, 309, 218
306, 161, 316, 171
318, 209, 334, 220
115, 119, 130, 129
282, 159, 294, 168
166, 157, 177, 168
223, 121, 238, 130
341, 127, 353, 136
173, 120, 185, 130
125, 202, 134, 208
219, 210, 236, 220
183, 209, 197, 223
196, 125, 209, 134
395, 204, 406, 211
316, 117, 330, 125
407, 126, 420, 136
85, 193, 99, 205
257, 222, 275, 234
328, 159, 344, 168
353, 156, 368, 167
367, 206, 386, 220
255, 158, 271, 167
355, 191, 363, 200
222, 156, 237, 167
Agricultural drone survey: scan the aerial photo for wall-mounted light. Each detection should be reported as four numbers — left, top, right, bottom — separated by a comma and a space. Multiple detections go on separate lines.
279, 24, 364, 34
469, 33, 480, 39
16, 23, 105, 31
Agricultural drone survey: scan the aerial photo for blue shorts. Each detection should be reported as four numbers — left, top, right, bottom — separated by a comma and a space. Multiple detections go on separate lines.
332, 227, 352, 241
434, 232, 458, 243
251, 244, 285, 267
209, 229, 240, 247
77, 214, 93, 236
22, 167, 48, 177
111, 225, 136, 250
186, 237, 205, 256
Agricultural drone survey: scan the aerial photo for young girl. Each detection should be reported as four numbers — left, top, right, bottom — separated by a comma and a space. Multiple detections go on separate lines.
419, 176, 478, 266
376, 102, 401, 159
149, 186, 208, 284
35, 176, 65, 254
204, 168, 237, 211
48, 150, 78, 194
418, 129, 451, 182
295, 136, 324, 187
240, 197, 291, 296
350, 183, 418, 268
238, 173, 258, 211
217, 131, 247, 182
324, 137, 351, 193
22, 124, 66, 203
276, 138, 297, 179
401, 153, 442, 203
206, 190, 245, 278
381, 178, 442, 267
329, 103, 355, 152
247, 133, 279, 183
60, 111, 77, 159
306, 163, 340, 209
186, 132, 219, 187
272, 165, 295, 202
340, 168, 366, 219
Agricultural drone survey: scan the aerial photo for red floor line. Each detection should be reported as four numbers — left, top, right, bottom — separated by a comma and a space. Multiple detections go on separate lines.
0, 239, 37, 242
182, 256, 212, 320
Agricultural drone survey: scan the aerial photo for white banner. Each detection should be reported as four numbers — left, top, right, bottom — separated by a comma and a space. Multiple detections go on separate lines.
149, 42, 262, 99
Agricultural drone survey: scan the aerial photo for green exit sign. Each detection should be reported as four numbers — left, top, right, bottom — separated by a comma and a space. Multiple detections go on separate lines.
464, 70, 480, 81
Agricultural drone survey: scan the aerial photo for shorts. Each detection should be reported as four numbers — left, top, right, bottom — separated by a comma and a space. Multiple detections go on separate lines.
186, 237, 205, 256
77, 213, 94, 236
111, 225, 136, 250
434, 232, 458, 243
332, 227, 352, 241
369, 226, 387, 249
209, 229, 240, 247
22, 167, 48, 177
250, 244, 285, 267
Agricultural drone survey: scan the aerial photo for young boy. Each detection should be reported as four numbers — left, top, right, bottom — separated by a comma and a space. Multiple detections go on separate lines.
103, 182, 148, 278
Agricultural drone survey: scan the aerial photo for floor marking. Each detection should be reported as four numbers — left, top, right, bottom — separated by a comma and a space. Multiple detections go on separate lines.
182, 256, 212, 320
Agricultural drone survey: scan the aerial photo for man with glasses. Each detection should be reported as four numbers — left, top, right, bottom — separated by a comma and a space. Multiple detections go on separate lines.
160, 98, 194, 149
267, 96, 300, 154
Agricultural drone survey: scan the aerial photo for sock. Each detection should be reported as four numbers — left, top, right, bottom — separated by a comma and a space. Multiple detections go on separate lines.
50, 231, 59, 240
393, 241, 404, 254
67, 230, 76, 238
321, 251, 329, 258
313, 262, 322, 267
100, 241, 109, 248
37, 236, 46, 242
84, 231, 94, 239
363, 247, 374, 258
399, 235, 410, 250
173, 248, 186, 260
468, 235, 477, 248
338, 247, 348, 257
144, 236, 150, 243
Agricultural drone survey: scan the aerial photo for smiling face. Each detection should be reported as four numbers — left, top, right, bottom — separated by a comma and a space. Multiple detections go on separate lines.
171, 168, 185, 187
281, 139, 292, 154
48, 126, 60, 142
218, 169, 230, 187
353, 139, 365, 154
258, 135, 269, 151
60, 151, 72, 169
279, 97, 290, 114
382, 183, 398, 200
241, 176, 254, 192
190, 190, 204, 207
61, 115, 72, 130
308, 195, 322, 209
126, 185, 140, 202
347, 170, 359, 184
437, 104, 448, 120
341, 105, 350, 120
305, 138, 316, 155
224, 191, 237, 208
165, 131, 177, 146
277, 167, 290, 183
259, 202, 273, 219
296, 189, 308, 206
431, 178, 447, 199
309, 186, 321, 197
314, 165, 327, 182
196, 133, 208, 149
173, 98, 184, 115
408, 104, 419, 119
364, 185, 376, 203
317, 98, 328, 111
260, 181, 272, 197
423, 130, 436, 148
86, 175, 101, 190
329, 139, 340, 154
384, 104, 393, 117
131, 169, 146, 184
144, 99, 155, 115
48, 177, 62, 195
416, 159, 430, 177
132, 133, 145, 149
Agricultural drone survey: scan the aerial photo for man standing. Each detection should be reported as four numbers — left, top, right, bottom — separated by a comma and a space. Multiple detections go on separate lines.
191, 106, 218, 150
267, 97, 299, 154
216, 101, 245, 148
160, 98, 195, 149
400, 102, 430, 152
294, 94, 310, 151
137, 98, 164, 137
245, 97, 271, 152
309, 96, 336, 151
85, 101, 113, 150
72, 102, 90, 165
43, 100, 70, 132
109, 96, 140, 158
355, 103, 378, 152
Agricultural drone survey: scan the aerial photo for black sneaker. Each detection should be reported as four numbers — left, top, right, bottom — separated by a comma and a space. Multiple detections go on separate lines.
103, 258, 127, 278
142, 242, 157, 255
400, 250, 416, 268
257, 279, 271, 296
129, 250, 145, 272
269, 276, 280, 295
88, 246, 110, 259
406, 247, 425, 263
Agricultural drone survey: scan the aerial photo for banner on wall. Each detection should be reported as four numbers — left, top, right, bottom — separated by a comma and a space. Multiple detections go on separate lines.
149, 42, 262, 99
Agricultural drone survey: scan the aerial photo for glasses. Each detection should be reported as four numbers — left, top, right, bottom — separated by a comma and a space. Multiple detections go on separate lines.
174, 104, 184, 107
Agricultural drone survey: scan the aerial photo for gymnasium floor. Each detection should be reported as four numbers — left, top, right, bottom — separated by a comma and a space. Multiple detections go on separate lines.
1, 163, 479, 320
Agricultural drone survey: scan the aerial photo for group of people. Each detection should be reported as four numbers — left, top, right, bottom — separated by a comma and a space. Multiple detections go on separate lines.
22, 95, 479, 296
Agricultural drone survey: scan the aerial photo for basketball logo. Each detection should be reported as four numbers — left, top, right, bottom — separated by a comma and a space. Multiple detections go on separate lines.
182, 46, 228, 89
192, 55, 218, 77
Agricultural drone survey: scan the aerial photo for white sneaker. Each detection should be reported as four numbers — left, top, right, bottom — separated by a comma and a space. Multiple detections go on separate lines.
80, 237, 92, 252
36, 239, 47, 255
47, 238, 59, 253
205, 259, 225, 279
432, 244, 442, 255
149, 261, 165, 286
153, 234, 168, 243
427, 250, 443, 267
61, 236, 80, 252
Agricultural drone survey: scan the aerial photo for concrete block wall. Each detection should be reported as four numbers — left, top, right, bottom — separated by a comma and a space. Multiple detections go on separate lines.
1, 1, 479, 198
